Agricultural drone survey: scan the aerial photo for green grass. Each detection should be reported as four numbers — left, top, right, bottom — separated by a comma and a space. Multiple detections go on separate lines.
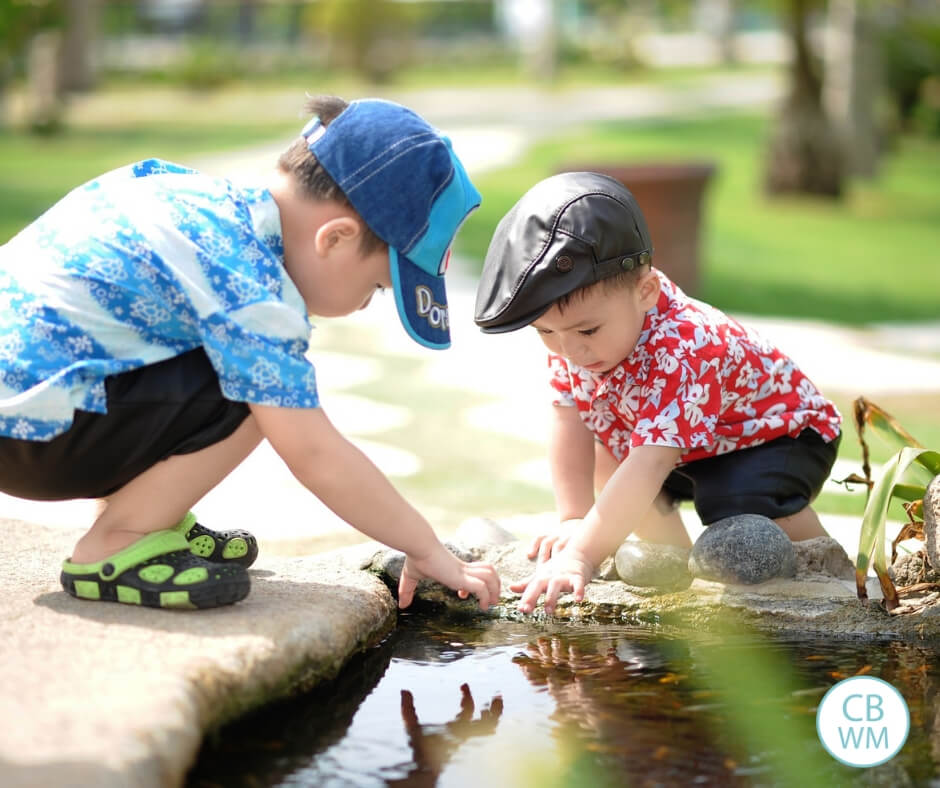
457, 113, 940, 325
0, 83, 308, 243
0, 122, 298, 243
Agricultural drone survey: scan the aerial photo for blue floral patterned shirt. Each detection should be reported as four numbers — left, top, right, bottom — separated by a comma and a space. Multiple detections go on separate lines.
0, 159, 318, 441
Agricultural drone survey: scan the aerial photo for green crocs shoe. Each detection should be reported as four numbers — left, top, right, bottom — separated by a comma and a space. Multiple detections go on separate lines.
171, 512, 259, 568
60, 530, 250, 610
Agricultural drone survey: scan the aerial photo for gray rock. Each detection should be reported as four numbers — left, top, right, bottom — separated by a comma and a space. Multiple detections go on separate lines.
455, 517, 518, 551
596, 555, 619, 580
688, 514, 797, 584
369, 542, 475, 583
614, 541, 692, 590
365, 543, 490, 611
468, 540, 940, 640
793, 536, 856, 580
890, 549, 940, 587
924, 474, 940, 571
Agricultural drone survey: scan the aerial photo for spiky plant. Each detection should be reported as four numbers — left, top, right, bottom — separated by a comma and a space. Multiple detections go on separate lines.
848, 397, 940, 612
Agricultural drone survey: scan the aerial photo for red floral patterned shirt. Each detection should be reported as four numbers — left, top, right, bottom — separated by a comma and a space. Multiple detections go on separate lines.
548, 271, 842, 464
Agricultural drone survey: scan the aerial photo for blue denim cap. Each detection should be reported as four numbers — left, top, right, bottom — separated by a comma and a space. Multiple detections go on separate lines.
302, 99, 481, 349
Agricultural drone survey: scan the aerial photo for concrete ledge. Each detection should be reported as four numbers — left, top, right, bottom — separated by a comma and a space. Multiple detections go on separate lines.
0, 519, 396, 788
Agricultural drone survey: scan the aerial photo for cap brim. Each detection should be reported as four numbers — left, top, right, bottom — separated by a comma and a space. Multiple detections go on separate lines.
476, 301, 553, 334
390, 247, 451, 349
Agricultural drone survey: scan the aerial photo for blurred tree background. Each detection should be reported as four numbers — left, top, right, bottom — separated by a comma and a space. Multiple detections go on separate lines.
1, 0, 938, 323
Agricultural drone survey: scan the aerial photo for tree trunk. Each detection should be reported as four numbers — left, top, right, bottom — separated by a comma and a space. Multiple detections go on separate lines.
696, 0, 737, 65
764, 0, 844, 198
238, 0, 258, 44
823, 0, 881, 177
27, 30, 63, 132
58, 0, 99, 93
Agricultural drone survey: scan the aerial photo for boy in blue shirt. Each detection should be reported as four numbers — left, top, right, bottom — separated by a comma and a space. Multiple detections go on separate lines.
0, 95, 500, 612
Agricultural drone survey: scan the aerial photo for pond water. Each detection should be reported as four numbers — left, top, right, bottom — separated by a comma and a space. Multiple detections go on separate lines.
188, 614, 940, 787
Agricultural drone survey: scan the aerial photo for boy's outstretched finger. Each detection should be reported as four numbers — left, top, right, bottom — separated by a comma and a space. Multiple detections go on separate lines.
537, 536, 555, 565
465, 562, 501, 609
518, 577, 548, 614
458, 575, 490, 610
397, 570, 417, 609
570, 573, 586, 603
526, 534, 545, 560
543, 575, 576, 616
508, 574, 532, 594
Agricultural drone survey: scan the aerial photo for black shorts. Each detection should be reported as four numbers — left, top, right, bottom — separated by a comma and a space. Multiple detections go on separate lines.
0, 348, 250, 501
662, 429, 841, 525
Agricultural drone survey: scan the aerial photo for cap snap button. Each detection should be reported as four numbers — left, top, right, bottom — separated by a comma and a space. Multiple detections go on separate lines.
555, 255, 574, 273
620, 256, 635, 270
639, 251, 651, 266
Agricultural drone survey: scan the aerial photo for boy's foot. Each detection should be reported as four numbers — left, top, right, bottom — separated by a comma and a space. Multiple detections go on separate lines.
60, 530, 250, 610
171, 512, 259, 568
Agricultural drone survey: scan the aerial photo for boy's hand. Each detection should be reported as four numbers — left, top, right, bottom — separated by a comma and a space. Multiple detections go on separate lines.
399, 544, 501, 612
509, 547, 594, 616
527, 518, 583, 565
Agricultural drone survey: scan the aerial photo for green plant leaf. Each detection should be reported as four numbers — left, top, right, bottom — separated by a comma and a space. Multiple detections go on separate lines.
855, 447, 939, 578
891, 483, 929, 502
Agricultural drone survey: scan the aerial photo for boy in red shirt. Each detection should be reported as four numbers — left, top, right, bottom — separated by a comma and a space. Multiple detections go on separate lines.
474, 172, 842, 614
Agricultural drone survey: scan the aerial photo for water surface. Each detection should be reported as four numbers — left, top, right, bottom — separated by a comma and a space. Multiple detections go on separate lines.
188, 614, 940, 787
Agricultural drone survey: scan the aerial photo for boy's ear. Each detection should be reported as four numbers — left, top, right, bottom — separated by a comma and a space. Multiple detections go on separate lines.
637, 268, 661, 309
314, 216, 361, 257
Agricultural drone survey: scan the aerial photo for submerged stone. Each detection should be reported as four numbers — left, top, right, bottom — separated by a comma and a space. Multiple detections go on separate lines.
688, 514, 796, 584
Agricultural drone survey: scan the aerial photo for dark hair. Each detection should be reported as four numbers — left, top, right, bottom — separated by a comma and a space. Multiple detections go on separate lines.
555, 263, 652, 315
278, 95, 385, 256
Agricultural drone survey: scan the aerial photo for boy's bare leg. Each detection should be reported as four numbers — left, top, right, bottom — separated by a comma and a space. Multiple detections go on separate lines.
70, 416, 263, 563
774, 506, 828, 541
632, 492, 693, 548
594, 443, 692, 549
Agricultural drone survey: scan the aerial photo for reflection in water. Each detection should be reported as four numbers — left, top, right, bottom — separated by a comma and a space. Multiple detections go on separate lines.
390, 683, 503, 787
188, 616, 940, 787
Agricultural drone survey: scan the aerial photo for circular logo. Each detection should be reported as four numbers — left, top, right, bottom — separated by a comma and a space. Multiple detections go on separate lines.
816, 676, 910, 767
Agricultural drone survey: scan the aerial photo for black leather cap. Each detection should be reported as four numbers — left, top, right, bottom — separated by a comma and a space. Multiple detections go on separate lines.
474, 171, 653, 333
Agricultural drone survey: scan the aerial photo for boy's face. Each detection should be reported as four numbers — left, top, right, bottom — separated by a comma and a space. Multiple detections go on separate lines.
531, 273, 660, 374
307, 242, 393, 318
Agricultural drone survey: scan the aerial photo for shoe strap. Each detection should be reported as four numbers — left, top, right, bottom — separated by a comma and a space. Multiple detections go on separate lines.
169, 511, 198, 537
62, 530, 191, 580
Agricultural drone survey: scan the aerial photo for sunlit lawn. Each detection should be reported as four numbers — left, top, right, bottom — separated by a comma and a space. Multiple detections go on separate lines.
459, 113, 940, 325
0, 85, 306, 243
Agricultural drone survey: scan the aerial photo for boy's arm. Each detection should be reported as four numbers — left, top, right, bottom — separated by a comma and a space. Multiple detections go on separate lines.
249, 403, 500, 610
513, 443, 681, 614
549, 403, 596, 520
528, 403, 595, 562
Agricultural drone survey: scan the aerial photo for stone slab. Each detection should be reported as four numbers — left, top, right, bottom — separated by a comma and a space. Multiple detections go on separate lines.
0, 519, 395, 788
